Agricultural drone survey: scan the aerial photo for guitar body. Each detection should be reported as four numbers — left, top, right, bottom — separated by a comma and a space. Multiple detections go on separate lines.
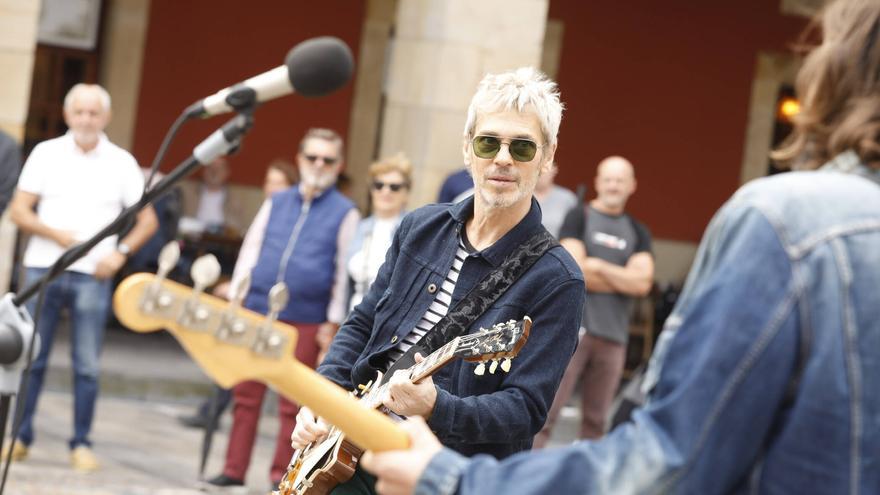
284, 434, 362, 495
274, 317, 530, 495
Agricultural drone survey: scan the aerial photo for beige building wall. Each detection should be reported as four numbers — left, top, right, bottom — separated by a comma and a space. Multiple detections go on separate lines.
381, 0, 550, 208
100, 0, 151, 150
0, 0, 41, 293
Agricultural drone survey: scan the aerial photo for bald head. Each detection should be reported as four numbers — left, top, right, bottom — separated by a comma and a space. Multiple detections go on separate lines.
597, 156, 634, 179
593, 156, 636, 214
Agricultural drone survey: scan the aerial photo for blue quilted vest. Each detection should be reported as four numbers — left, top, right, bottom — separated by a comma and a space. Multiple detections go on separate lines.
245, 186, 354, 323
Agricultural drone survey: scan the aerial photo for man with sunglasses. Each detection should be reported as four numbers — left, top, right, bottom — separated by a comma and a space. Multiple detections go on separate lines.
207, 128, 360, 488
290, 67, 584, 494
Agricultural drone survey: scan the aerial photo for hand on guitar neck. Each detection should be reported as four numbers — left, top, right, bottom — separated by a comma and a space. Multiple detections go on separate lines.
379, 354, 437, 419
290, 354, 435, 450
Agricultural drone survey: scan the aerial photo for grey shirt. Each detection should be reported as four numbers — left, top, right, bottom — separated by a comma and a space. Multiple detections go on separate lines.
537, 185, 577, 238
0, 130, 21, 216
559, 204, 652, 344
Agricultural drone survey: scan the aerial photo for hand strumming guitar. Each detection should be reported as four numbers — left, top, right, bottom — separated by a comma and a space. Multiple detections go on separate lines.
290, 406, 330, 450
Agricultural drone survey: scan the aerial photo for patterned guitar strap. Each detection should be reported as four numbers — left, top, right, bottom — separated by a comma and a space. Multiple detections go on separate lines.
385, 228, 557, 377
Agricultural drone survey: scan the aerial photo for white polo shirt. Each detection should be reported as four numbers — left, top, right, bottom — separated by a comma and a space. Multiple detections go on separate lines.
17, 132, 144, 275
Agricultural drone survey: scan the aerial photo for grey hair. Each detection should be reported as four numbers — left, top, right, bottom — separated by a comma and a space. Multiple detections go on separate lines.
463, 67, 563, 147
63, 83, 111, 113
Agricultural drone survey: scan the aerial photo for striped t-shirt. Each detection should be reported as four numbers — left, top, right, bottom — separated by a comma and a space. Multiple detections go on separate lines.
385, 237, 471, 367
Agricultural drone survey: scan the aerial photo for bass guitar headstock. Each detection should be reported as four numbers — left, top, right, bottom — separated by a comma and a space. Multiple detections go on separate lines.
113, 242, 297, 390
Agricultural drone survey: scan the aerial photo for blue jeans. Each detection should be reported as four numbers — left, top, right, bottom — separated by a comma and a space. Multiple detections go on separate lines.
17, 267, 111, 449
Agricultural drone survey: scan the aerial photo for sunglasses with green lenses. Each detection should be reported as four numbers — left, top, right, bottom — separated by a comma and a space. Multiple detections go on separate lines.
472, 135, 542, 162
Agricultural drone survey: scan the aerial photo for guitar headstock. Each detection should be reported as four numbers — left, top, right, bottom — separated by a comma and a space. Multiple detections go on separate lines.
112, 247, 298, 390
454, 317, 531, 365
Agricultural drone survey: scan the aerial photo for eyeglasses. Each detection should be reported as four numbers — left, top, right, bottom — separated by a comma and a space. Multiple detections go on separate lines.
472, 135, 542, 162
303, 154, 339, 166
371, 181, 407, 192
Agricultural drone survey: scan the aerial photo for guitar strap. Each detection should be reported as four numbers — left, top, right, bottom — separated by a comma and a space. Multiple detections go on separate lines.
385, 228, 557, 376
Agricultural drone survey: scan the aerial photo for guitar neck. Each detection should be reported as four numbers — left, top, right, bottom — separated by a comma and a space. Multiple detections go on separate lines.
270, 360, 408, 452
113, 273, 408, 452
369, 338, 459, 404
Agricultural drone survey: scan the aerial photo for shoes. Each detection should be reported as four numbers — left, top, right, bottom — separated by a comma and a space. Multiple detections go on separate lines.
1, 440, 28, 462
70, 445, 100, 472
178, 413, 209, 429
205, 474, 244, 487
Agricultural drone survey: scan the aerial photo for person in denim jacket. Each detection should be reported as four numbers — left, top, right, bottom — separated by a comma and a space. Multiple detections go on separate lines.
360, 1, 880, 494
290, 67, 584, 494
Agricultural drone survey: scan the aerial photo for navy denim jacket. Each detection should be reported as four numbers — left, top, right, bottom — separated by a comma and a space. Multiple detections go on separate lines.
318, 197, 584, 459
418, 152, 880, 494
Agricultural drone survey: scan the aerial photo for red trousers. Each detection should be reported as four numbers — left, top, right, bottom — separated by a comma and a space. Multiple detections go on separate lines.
533, 332, 626, 448
222, 322, 320, 482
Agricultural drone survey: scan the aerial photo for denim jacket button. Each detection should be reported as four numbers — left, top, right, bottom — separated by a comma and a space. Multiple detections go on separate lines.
390, 335, 398, 343
427, 283, 438, 294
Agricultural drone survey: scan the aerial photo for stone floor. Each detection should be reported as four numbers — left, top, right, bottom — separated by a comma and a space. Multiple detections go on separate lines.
0, 327, 583, 495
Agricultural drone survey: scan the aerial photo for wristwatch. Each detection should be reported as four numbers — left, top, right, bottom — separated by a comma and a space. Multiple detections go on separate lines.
117, 242, 132, 257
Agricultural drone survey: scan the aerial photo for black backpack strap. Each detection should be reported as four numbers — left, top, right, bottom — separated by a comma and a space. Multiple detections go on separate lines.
386, 229, 557, 376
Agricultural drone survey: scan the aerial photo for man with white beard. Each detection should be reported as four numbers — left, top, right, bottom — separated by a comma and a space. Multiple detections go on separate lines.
206, 128, 360, 488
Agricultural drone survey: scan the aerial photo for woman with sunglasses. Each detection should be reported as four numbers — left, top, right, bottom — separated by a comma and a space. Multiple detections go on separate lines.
346, 153, 412, 312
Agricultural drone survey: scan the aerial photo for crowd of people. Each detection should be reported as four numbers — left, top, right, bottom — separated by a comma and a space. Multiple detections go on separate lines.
0, 1, 877, 494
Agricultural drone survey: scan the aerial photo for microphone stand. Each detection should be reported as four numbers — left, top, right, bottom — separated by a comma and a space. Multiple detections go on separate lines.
0, 109, 254, 494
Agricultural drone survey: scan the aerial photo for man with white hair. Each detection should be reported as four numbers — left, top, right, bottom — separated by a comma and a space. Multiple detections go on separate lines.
288, 67, 584, 494
6, 83, 157, 471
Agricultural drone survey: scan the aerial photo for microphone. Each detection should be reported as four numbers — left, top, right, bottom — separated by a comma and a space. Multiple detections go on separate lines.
185, 36, 354, 118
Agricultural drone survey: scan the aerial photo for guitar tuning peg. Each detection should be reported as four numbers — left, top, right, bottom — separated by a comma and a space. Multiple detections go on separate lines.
191, 254, 221, 291
489, 359, 498, 374
501, 358, 512, 372
474, 362, 486, 376
156, 241, 180, 279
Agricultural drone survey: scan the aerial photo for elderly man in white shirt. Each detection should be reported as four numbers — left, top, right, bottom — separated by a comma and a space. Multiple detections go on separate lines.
6, 83, 157, 471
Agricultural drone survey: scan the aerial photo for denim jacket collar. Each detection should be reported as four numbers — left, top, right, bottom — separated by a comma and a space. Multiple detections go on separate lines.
823, 150, 880, 187
447, 195, 545, 267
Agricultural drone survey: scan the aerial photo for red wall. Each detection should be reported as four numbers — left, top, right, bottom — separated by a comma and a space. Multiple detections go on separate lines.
548, 1, 806, 241
132, 1, 364, 186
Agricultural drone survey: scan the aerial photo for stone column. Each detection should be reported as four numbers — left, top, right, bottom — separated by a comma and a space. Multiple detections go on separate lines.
346, 0, 399, 211
100, 0, 151, 150
381, 0, 549, 208
0, 0, 41, 293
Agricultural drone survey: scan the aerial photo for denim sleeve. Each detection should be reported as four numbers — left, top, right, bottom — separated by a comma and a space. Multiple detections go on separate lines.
428, 199, 803, 494
317, 214, 412, 389
427, 276, 583, 445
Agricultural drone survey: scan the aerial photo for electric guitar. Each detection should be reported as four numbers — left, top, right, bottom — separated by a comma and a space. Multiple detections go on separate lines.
112, 248, 408, 453
275, 317, 532, 495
